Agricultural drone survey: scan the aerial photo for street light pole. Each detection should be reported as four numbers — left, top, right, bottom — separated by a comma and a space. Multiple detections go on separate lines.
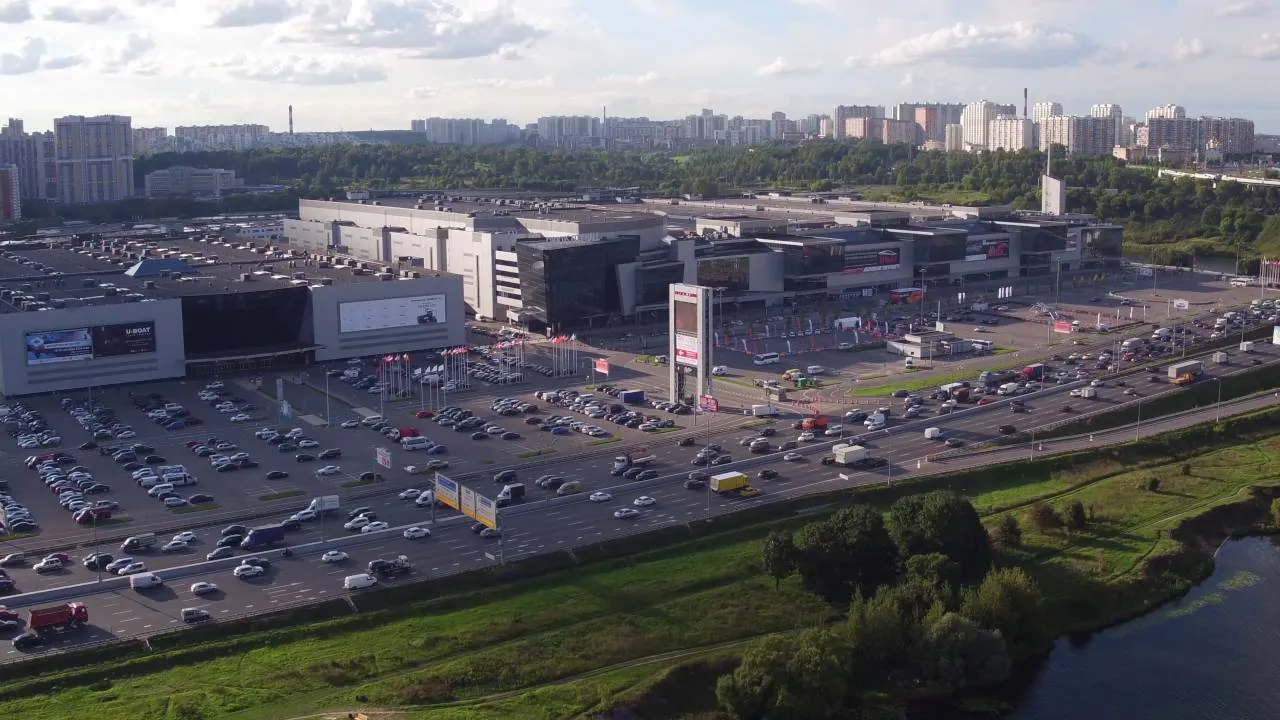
325, 371, 331, 427
1135, 399, 1142, 441
1214, 377, 1223, 421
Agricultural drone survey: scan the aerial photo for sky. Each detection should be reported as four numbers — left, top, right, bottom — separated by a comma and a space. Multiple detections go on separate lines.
3, 0, 1280, 132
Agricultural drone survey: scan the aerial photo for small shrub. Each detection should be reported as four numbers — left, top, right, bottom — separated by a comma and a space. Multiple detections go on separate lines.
1066, 501, 1087, 530
995, 515, 1023, 549
1181, 463, 1192, 476
1029, 503, 1062, 531
1146, 476, 1162, 493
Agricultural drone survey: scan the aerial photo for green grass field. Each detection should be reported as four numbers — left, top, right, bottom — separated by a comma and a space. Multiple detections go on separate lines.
9, 424, 1278, 719
847, 358, 1028, 398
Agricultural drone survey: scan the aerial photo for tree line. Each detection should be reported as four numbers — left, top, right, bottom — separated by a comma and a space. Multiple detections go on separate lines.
125, 142, 1280, 263
716, 491, 1051, 719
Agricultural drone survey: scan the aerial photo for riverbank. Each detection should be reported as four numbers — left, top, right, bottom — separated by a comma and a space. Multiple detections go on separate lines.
4, 411, 1280, 719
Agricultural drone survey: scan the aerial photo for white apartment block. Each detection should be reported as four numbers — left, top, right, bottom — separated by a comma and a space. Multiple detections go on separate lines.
1032, 102, 1063, 123
961, 100, 1002, 150
988, 117, 1036, 151
411, 117, 517, 146
174, 124, 271, 151
54, 115, 134, 204
944, 123, 964, 152
1146, 104, 1186, 120
0, 164, 20, 222
1090, 104, 1124, 149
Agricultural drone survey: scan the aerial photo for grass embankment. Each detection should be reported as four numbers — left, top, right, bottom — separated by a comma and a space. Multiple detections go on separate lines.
171, 504, 220, 515
848, 358, 1027, 398
11, 411, 1280, 719
258, 490, 306, 502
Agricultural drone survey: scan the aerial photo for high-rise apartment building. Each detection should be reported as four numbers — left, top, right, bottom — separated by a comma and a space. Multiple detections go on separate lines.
1143, 117, 1200, 152
897, 102, 966, 142
174, 124, 270, 151
961, 100, 1003, 150
54, 115, 134, 204
1032, 102, 1063, 123
770, 112, 790, 139
1089, 104, 1123, 148
944, 123, 964, 152
413, 117, 517, 146
1041, 116, 1117, 157
0, 119, 40, 200
1146, 104, 1186, 120
914, 107, 940, 143
1199, 117, 1256, 154
832, 105, 884, 138
132, 127, 168, 155
0, 164, 20, 221
988, 116, 1036, 151
33, 131, 55, 199
845, 118, 918, 145
537, 115, 602, 147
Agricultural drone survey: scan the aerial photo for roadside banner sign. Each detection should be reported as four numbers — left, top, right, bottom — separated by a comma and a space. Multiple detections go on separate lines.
1173, 299, 1190, 310
698, 395, 719, 412
460, 486, 478, 521
434, 473, 459, 509
375, 447, 391, 469
474, 494, 497, 529
1052, 321, 1073, 334
593, 358, 610, 375
1273, 326, 1280, 345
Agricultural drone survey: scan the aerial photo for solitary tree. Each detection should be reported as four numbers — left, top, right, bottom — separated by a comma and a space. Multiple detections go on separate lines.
889, 491, 992, 582
762, 530, 797, 589
1029, 503, 1062, 532
995, 515, 1023, 549
1066, 501, 1087, 531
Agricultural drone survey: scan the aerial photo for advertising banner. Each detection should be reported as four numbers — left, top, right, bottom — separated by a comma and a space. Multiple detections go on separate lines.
672, 298, 699, 335
375, 447, 391, 468
674, 334, 700, 366
25, 328, 93, 365
843, 247, 901, 273
965, 237, 1011, 262
339, 294, 448, 333
698, 395, 719, 412
1273, 326, 1280, 345
460, 486, 478, 521
1173, 299, 1190, 310
434, 474, 459, 509
474, 494, 497, 529
887, 288, 924, 304
1053, 321, 1074, 334
92, 321, 156, 357
593, 358, 610, 375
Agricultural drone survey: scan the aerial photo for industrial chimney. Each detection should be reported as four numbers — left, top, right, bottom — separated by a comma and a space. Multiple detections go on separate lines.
288, 105, 294, 135
1023, 88, 1028, 119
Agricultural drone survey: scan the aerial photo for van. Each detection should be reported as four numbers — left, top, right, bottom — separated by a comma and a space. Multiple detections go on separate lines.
343, 573, 378, 590
121, 533, 157, 551
147, 483, 174, 497
752, 352, 781, 366
750, 404, 780, 417
130, 572, 163, 590
924, 427, 944, 440
400, 436, 429, 447
904, 358, 914, 369
805, 365, 826, 375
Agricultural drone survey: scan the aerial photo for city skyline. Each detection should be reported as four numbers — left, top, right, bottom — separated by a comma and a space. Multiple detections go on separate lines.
1, 0, 1280, 130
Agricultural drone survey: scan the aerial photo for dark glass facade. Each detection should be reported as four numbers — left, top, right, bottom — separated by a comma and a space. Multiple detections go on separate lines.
637, 263, 684, 306
697, 257, 751, 292
1018, 227, 1069, 253
515, 237, 640, 329
906, 234, 966, 262
181, 287, 310, 356
778, 244, 843, 275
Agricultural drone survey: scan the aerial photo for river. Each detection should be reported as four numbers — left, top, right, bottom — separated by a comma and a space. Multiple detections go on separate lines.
1011, 537, 1280, 719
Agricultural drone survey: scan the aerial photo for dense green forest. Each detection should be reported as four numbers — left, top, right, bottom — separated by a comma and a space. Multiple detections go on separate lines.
31, 141, 1280, 266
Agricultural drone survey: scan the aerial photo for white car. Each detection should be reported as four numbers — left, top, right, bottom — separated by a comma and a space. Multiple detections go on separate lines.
427, 459, 449, 470
290, 509, 317, 522
711, 365, 729, 376
255, 428, 276, 439
116, 561, 147, 575
614, 508, 641, 520
172, 531, 197, 544
320, 550, 349, 563
33, 558, 64, 573
589, 491, 612, 503
297, 439, 320, 449
230, 414, 252, 423
340, 420, 360, 429
164, 497, 188, 508
161, 539, 189, 553
343, 517, 370, 531
633, 496, 656, 507
315, 465, 342, 476
798, 431, 816, 442
205, 381, 224, 390
361, 521, 390, 534
233, 564, 264, 579
783, 452, 805, 462
190, 581, 218, 595
116, 430, 136, 439
403, 526, 431, 539
398, 488, 422, 500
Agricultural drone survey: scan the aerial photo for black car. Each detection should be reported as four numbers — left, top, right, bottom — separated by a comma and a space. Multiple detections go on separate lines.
12, 632, 43, 650
144, 455, 166, 464
194, 447, 216, 457
347, 506, 371, 519
277, 443, 298, 452
122, 462, 144, 472
82, 552, 113, 570
318, 449, 342, 460
237, 459, 259, 469
470, 432, 487, 440
357, 471, 383, 482
214, 463, 237, 473
222, 524, 248, 537
998, 425, 1017, 435
636, 469, 659, 481
189, 494, 215, 504
684, 478, 707, 490
133, 444, 156, 453
280, 518, 302, 532
114, 453, 137, 464
84, 484, 111, 494
266, 470, 289, 480
758, 469, 779, 480
470, 522, 486, 534
78, 441, 97, 450
295, 453, 316, 463
240, 557, 271, 569
215, 535, 243, 549
501, 432, 521, 440
759, 427, 777, 437
678, 437, 695, 447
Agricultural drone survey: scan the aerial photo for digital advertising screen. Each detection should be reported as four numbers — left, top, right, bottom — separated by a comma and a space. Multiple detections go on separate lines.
339, 294, 448, 333
843, 247, 901, 273
92, 321, 157, 358
672, 299, 700, 335
674, 333, 701, 366
965, 237, 1011, 262
26, 328, 93, 366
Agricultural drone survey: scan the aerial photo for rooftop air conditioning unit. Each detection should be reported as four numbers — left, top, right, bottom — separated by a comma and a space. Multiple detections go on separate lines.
378, 273, 394, 281
144, 280, 157, 289
240, 273, 253, 282
319, 277, 334, 286
103, 286, 118, 296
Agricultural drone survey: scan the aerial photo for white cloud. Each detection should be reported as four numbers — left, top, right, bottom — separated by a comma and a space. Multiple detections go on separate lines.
208, 0, 298, 27
601, 72, 658, 84
42, 3, 123, 23
859, 22, 1095, 68
96, 32, 156, 74
754, 56, 821, 77
406, 86, 438, 98
0, 0, 30, 23
1248, 32, 1280, 59
0, 36, 79, 73
1174, 37, 1209, 60
1215, 1, 1270, 17
221, 54, 388, 84
275, 0, 546, 60
467, 75, 554, 90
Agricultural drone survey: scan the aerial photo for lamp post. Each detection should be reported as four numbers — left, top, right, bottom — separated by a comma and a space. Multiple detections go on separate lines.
1135, 398, 1143, 441
324, 370, 332, 427
1213, 377, 1223, 422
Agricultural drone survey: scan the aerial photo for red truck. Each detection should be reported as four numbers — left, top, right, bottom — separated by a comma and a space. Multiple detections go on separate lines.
28, 602, 88, 632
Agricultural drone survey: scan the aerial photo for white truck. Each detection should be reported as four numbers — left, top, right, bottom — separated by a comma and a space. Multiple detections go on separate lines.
751, 404, 780, 417
822, 443, 887, 469
1080, 386, 1098, 399
612, 454, 657, 471
306, 495, 341, 515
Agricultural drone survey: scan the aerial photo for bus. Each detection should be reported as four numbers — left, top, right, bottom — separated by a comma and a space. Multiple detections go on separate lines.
752, 352, 780, 366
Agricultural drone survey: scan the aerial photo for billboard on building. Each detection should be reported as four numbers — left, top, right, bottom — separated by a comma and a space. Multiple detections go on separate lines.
965, 236, 1011, 262
434, 473, 459, 509
843, 247, 901, 273
338, 294, 447, 333
593, 358, 610, 375
26, 320, 158, 366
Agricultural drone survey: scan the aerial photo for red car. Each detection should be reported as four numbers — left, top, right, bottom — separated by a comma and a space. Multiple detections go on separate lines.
414, 410, 434, 419
0, 606, 19, 622
42, 553, 70, 565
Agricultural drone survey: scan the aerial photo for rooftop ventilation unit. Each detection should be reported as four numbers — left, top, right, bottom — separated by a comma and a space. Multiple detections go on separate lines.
103, 286, 118, 296
319, 277, 334, 286
144, 280, 157, 289
378, 273, 394, 281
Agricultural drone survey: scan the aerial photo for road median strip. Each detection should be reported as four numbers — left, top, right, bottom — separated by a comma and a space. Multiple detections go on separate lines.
258, 490, 306, 502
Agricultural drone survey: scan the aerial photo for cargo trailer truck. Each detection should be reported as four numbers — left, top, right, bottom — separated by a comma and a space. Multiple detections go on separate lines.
28, 602, 88, 633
